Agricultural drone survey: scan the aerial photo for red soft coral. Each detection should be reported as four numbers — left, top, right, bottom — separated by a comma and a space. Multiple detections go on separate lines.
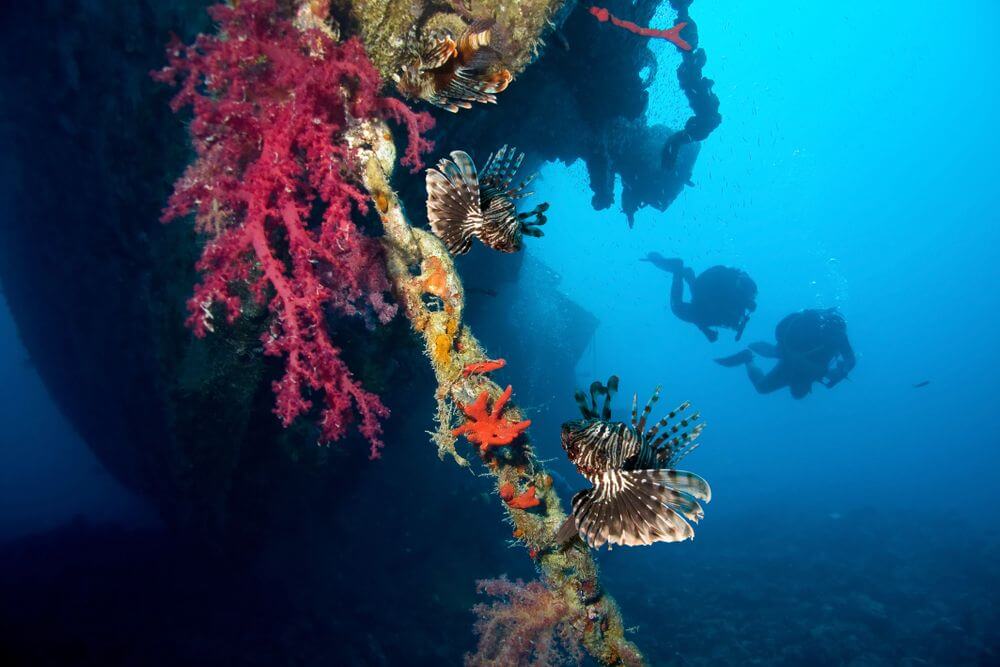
153, 0, 434, 458
466, 576, 584, 666
453, 386, 531, 454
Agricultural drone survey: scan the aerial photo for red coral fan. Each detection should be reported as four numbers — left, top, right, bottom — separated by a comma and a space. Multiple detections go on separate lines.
466, 576, 584, 666
499, 482, 541, 510
589, 5, 692, 51
462, 357, 507, 377
153, 0, 434, 458
453, 386, 531, 454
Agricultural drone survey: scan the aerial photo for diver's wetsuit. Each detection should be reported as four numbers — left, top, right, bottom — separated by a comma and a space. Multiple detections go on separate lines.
643, 254, 757, 342
719, 308, 856, 399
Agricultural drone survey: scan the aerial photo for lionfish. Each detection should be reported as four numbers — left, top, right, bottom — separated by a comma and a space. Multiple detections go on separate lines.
426, 145, 549, 254
555, 376, 712, 549
395, 20, 513, 113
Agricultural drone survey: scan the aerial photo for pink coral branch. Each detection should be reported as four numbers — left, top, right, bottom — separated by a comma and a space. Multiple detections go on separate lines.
154, 0, 434, 457
466, 576, 584, 666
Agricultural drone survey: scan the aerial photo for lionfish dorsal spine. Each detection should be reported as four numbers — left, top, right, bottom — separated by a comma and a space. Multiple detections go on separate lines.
636, 386, 661, 432
659, 440, 702, 467
653, 422, 705, 467
645, 400, 691, 440
651, 411, 702, 447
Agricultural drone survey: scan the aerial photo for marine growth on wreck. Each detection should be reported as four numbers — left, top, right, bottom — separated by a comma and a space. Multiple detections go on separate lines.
3, 0, 997, 664
146, 0, 722, 663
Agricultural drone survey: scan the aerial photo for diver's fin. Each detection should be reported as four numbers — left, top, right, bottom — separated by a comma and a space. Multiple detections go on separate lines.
426, 151, 483, 254
714, 349, 753, 367
748, 342, 780, 358
570, 469, 711, 549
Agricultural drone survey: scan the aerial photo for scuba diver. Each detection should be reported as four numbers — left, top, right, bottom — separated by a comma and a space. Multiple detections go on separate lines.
715, 308, 856, 399
641, 253, 758, 342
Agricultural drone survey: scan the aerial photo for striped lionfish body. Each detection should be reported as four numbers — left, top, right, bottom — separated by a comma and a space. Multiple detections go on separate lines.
556, 376, 712, 549
426, 145, 549, 254
395, 20, 513, 113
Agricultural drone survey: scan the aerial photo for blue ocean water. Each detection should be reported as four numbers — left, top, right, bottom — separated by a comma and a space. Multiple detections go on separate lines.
535, 0, 1000, 516
0, 0, 997, 664
515, 1, 1000, 660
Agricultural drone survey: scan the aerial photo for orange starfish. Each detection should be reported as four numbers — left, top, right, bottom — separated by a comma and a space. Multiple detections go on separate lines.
453, 385, 530, 453
499, 482, 541, 509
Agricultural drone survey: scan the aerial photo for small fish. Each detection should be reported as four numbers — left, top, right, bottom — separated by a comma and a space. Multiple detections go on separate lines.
912, 380, 930, 388
395, 20, 512, 113
555, 376, 711, 549
426, 145, 549, 254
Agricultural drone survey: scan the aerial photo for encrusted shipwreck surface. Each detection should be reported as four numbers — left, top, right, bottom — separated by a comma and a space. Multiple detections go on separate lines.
388, 0, 713, 225
0, 0, 722, 663
347, 0, 568, 83
351, 116, 643, 665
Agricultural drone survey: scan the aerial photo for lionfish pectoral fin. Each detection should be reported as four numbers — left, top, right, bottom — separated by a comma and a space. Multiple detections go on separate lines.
426, 152, 484, 255
424, 36, 458, 69
462, 44, 502, 71
486, 68, 512, 93
438, 100, 470, 113
457, 19, 497, 60
572, 470, 710, 549
659, 469, 712, 502
555, 510, 583, 546
440, 69, 501, 105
